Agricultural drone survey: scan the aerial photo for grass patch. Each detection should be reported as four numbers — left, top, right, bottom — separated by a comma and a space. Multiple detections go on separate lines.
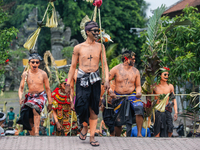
0, 91, 18, 99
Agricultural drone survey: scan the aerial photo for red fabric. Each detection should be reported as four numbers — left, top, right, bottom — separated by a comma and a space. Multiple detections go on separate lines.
23, 91, 47, 112
51, 88, 70, 105
163, 67, 170, 71
63, 110, 69, 112
51, 122, 56, 125
93, 0, 102, 8
5, 59, 9, 62
124, 56, 128, 61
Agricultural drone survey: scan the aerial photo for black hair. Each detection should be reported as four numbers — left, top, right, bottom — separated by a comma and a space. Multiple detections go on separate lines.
0, 113, 4, 118
121, 50, 135, 62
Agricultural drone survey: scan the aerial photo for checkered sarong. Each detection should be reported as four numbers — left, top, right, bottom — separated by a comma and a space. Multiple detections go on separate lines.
23, 91, 47, 113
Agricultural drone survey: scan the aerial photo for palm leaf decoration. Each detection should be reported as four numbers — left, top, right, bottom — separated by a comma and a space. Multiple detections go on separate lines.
146, 4, 166, 49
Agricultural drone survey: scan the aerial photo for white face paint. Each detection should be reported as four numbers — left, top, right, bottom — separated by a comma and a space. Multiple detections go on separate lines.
161, 71, 169, 82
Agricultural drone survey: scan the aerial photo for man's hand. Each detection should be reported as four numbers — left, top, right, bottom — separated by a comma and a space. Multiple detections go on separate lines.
136, 92, 142, 99
109, 91, 116, 99
174, 113, 178, 121
70, 102, 75, 111
47, 104, 52, 113
19, 99, 24, 105
65, 84, 71, 95
104, 80, 110, 91
56, 122, 62, 131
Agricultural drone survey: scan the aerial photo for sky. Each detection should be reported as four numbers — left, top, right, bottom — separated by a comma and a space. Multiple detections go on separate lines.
145, 0, 181, 18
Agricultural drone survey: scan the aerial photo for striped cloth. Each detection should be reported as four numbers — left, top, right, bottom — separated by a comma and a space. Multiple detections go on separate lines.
114, 91, 143, 113
22, 91, 47, 114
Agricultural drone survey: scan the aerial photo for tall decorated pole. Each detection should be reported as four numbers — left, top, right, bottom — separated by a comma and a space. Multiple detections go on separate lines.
93, 0, 108, 108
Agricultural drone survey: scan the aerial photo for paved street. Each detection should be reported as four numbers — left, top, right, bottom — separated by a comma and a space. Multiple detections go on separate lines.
0, 136, 200, 150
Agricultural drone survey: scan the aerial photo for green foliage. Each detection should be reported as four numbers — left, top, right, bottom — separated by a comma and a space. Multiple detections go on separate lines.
159, 7, 200, 89
109, 57, 121, 70
146, 4, 166, 49
106, 43, 118, 65
0, 3, 18, 76
3, 0, 148, 67
62, 46, 74, 61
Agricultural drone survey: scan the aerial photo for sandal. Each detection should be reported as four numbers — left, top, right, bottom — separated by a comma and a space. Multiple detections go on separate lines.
90, 141, 99, 147
79, 131, 87, 140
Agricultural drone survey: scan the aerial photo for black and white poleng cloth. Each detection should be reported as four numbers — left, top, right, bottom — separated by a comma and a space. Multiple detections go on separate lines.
77, 68, 101, 88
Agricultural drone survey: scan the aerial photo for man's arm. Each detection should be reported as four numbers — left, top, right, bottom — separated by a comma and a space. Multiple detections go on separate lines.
66, 46, 79, 85
18, 72, 26, 105
101, 44, 110, 90
52, 106, 62, 131
70, 78, 75, 110
108, 68, 117, 98
43, 72, 52, 104
43, 72, 52, 112
135, 69, 142, 98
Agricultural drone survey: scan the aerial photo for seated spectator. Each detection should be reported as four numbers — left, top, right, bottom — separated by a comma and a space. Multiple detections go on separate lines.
0, 112, 6, 136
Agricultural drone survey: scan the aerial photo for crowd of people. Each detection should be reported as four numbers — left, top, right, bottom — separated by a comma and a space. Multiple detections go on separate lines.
0, 21, 178, 147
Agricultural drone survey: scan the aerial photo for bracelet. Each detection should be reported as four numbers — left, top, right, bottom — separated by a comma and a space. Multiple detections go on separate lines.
65, 84, 70, 87
56, 122, 59, 124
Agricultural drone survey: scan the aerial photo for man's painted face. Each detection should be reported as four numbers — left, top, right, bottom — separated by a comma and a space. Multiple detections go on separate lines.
128, 56, 135, 66
61, 82, 67, 91
87, 27, 99, 41
161, 71, 169, 82
29, 59, 40, 71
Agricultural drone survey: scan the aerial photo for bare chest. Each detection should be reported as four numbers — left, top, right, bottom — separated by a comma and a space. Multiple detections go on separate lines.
78, 46, 101, 72
154, 85, 171, 94
27, 73, 44, 85
115, 69, 136, 84
79, 48, 100, 62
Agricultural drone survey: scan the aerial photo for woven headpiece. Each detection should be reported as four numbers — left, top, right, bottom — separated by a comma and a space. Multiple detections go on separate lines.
29, 53, 43, 61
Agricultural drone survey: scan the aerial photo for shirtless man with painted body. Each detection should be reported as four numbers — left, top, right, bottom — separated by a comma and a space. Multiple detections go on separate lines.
65, 21, 109, 146
109, 51, 143, 137
18, 54, 52, 136
153, 67, 178, 137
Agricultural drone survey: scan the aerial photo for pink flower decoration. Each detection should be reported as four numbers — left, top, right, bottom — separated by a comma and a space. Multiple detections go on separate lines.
93, 0, 102, 8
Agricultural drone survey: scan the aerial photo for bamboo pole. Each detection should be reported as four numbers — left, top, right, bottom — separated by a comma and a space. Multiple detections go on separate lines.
98, 8, 108, 109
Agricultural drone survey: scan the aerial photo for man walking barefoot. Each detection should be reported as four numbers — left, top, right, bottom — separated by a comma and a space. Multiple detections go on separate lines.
109, 51, 143, 137
18, 53, 52, 136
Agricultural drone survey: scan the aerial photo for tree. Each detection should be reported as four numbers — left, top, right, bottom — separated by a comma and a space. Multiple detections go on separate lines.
0, 2, 18, 76
161, 7, 200, 136
3, 0, 148, 67
141, 6, 200, 136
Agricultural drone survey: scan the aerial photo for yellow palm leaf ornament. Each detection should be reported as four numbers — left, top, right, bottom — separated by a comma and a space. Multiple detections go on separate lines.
155, 93, 170, 112
23, 1, 57, 51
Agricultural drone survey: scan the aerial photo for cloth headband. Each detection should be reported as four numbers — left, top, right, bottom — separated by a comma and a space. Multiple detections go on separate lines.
0, 113, 6, 121
29, 53, 43, 61
85, 21, 99, 32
